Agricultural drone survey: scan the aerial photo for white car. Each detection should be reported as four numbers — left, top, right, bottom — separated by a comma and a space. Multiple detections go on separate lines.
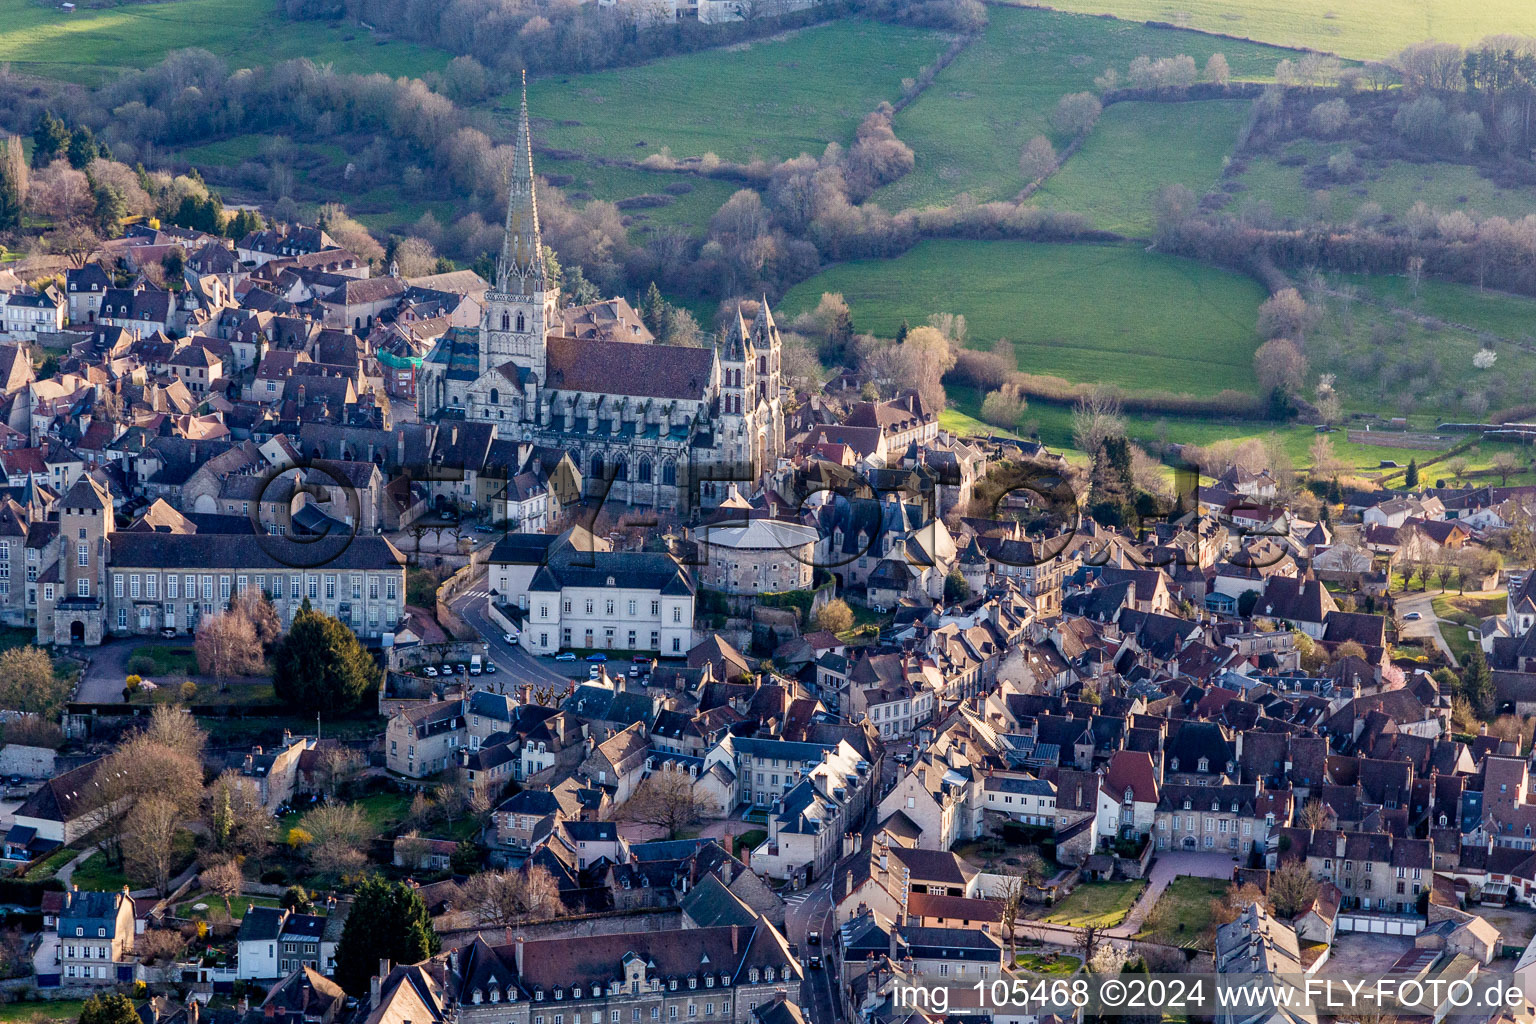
423, 665, 438, 677
503, 631, 519, 643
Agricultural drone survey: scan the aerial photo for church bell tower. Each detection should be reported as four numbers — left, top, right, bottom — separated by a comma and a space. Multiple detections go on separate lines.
481, 72, 557, 386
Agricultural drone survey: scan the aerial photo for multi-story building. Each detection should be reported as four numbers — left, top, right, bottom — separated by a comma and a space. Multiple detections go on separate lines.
523, 537, 695, 656
1, 288, 66, 340
1155, 783, 1289, 856
238, 906, 336, 980
749, 740, 872, 884
693, 518, 818, 595
33, 475, 408, 646
386, 699, 467, 779
55, 885, 135, 985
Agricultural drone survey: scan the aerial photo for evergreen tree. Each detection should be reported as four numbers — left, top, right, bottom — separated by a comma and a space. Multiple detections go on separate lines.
895, 320, 910, 344
1405, 459, 1420, 488
471, 252, 494, 281
433, 256, 455, 274
271, 600, 381, 713
1462, 645, 1497, 720
161, 245, 186, 282
641, 281, 666, 334
333, 875, 440, 996
66, 125, 99, 170
0, 136, 25, 233
92, 181, 127, 238
31, 112, 68, 167
79, 994, 140, 1024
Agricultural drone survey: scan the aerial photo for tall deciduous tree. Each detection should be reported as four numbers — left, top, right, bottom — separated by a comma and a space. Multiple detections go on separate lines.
623, 769, 709, 840
0, 646, 67, 718
451, 866, 565, 927
272, 600, 380, 712
195, 607, 263, 687
334, 876, 440, 996
123, 795, 181, 894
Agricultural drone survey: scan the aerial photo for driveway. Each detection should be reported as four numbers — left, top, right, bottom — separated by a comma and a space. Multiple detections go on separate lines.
73, 635, 191, 704
1395, 589, 1457, 665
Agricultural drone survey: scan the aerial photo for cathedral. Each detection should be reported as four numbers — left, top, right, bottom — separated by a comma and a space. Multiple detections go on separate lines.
417, 82, 785, 512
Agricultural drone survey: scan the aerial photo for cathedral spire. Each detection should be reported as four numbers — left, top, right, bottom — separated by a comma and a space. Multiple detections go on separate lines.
499, 70, 547, 295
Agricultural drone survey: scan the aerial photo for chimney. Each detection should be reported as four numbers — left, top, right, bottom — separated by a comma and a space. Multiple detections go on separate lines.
397, 430, 406, 465
371, 959, 390, 1009
451, 426, 458, 447
731, 925, 740, 955
515, 935, 525, 975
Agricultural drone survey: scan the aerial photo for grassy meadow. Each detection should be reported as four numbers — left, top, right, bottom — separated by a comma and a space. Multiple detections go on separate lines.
523, 20, 951, 164
537, 157, 742, 238
1014, 0, 1536, 61
784, 239, 1267, 396
1034, 98, 1249, 234
875, 7, 1287, 209
0, 0, 451, 84
1230, 140, 1536, 224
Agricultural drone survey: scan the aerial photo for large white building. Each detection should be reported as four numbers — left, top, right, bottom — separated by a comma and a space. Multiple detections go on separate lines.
521, 530, 695, 655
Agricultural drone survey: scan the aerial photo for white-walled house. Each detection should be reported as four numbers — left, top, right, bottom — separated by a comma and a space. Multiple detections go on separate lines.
523, 544, 695, 655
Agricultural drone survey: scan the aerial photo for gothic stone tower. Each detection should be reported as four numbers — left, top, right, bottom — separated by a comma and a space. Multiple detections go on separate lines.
480, 73, 558, 389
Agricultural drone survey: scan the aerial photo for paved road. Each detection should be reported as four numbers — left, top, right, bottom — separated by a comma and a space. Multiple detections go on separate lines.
74, 635, 191, 704
449, 588, 581, 696
785, 878, 840, 1024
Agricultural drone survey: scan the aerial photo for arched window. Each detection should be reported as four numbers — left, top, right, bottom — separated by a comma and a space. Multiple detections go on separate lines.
516, 311, 526, 332
490, 388, 500, 405
501, 312, 510, 331
591, 453, 604, 479
661, 459, 676, 486
638, 457, 652, 484
758, 356, 766, 374
613, 458, 628, 481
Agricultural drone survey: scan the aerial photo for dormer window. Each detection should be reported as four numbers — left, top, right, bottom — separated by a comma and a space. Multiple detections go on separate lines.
689, 979, 697, 990
669, 980, 677, 991
750, 970, 759, 984
1170, 759, 1179, 771
1182, 798, 1191, 810
473, 991, 483, 1004
1231, 802, 1239, 813
556, 990, 563, 1001
490, 989, 501, 1003
721, 975, 730, 987
706, 977, 715, 988
1197, 758, 1209, 773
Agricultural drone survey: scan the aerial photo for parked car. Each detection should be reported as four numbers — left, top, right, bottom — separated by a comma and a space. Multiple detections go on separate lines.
423, 666, 438, 677
588, 665, 601, 679
631, 654, 650, 664
159, 626, 176, 637
586, 652, 608, 662
554, 651, 576, 662
503, 631, 519, 643
1404, 611, 1422, 621
807, 931, 820, 947
628, 665, 641, 677
484, 662, 497, 674
809, 955, 822, 969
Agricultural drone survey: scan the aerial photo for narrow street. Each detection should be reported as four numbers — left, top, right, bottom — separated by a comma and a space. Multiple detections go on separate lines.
449, 587, 582, 695
784, 878, 840, 1024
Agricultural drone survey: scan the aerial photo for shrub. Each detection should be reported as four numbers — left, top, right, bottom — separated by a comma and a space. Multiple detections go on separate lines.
126, 654, 157, 676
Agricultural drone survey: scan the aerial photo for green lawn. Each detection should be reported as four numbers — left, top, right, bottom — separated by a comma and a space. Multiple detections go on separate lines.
177, 894, 281, 920
525, 19, 951, 165
4, 999, 92, 1024
1036, 99, 1249, 235
1000, 0, 1536, 60
1016, 952, 1081, 975
1345, 275, 1536, 344
128, 645, 199, 677
783, 240, 1267, 397
1135, 875, 1229, 948
1433, 592, 1504, 666
23, 846, 78, 882
0, 0, 451, 85
177, 134, 272, 167
70, 850, 128, 892
876, 7, 1287, 209
1232, 140, 1536, 225
1042, 880, 1146, 928
537, 157, 741, 239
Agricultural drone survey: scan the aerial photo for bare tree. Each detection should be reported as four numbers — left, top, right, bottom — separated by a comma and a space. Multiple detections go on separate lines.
1076, 923, 1102, 963
232, 586, 282, 649
0, 646, 68, 718
205, 770, 272, 857
395, 830, 433, 871
1071, 387, 1126, 456
310, 745, 365, 798
200, 859, 244, 918
1268, 859, 1320, 918
196, 607, 263, 689
123, 795, 181, 895
991, 871, 1025, 963
451, 866, 566, 927
298, 803, 371, 875
144, 705, 206, 762
623, 769, 710, 840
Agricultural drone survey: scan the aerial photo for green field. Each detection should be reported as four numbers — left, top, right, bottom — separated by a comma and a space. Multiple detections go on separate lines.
1135, 875, 1230, 947
538, 157, 742, 238
1036, 99, 1249, 234
1345, 275, 1536, 343
1042, 880, 1145, 928
784, 240, 1267, 396
1232, 141, 1536, 224
1015, 0, 1536, 61
0, 0, 451, 84
524, 20, 950, 165
5, 1000, 91, 1024
877, 7, 1286, 209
